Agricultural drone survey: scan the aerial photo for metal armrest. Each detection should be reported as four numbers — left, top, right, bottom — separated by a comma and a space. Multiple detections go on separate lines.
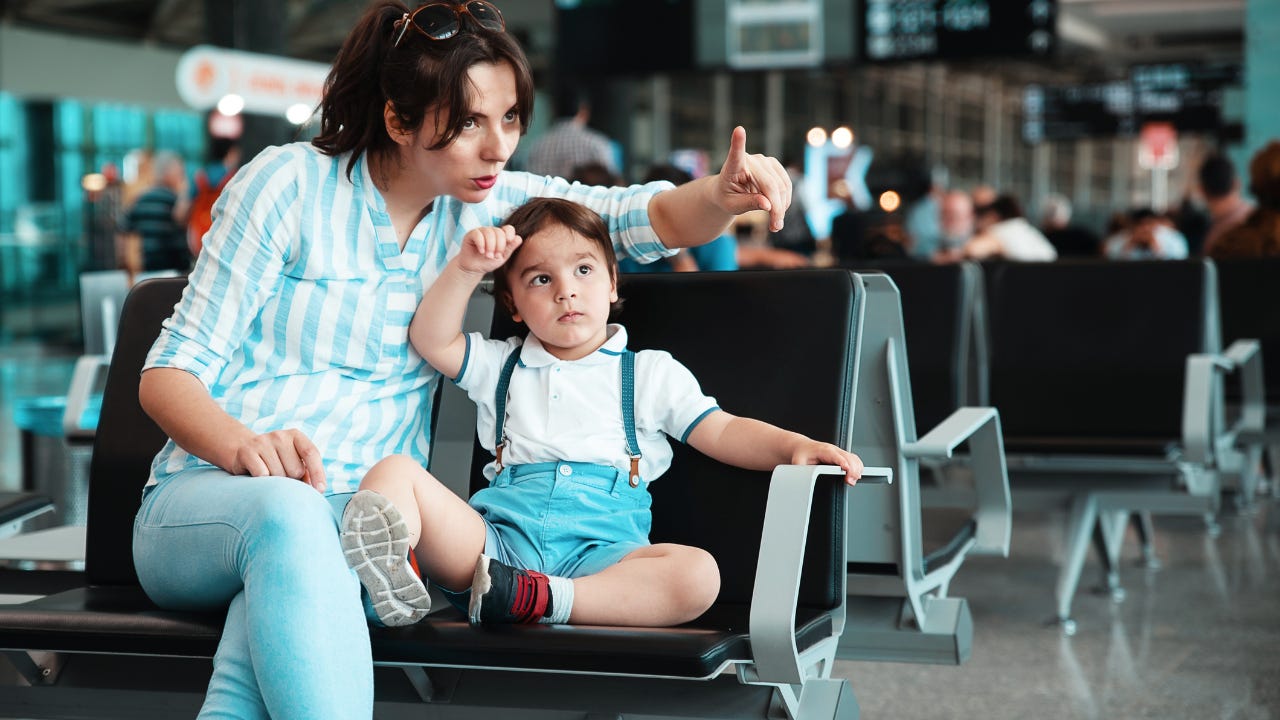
1223, 339, 1265, 437
62, 355, 109, 440
749, 464, 847, 685
903, 407, 1011, 557
1184, 340, 1264, 466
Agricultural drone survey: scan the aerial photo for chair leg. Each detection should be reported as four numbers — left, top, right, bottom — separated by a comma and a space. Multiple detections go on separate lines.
1132, 511, 1160, 569
1095, 511, 1128, 603
1056, 494, 1099, 635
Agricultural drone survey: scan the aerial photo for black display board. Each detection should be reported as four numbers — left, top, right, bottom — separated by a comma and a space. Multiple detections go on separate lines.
860, 0, 1057, 63
553, 0, 695, 77
1023, 62, 1243, 142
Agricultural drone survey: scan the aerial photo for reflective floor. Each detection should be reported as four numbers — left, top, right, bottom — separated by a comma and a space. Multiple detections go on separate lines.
843, 504, 1280, 719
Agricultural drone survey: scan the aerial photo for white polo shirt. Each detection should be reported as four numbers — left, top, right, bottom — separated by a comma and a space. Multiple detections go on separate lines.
455, 324, 719, 483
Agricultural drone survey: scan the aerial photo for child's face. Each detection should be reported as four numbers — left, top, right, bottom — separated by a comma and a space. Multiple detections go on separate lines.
504, 224, 618, 361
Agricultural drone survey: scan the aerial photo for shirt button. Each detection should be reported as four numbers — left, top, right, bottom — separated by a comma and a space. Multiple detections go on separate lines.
552, 394, 559, 400
559, 465, 573, 477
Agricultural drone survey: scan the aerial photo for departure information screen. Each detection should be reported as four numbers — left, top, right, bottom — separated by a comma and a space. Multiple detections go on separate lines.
860, 0, 1057, 62
1023, 62, 1242, 142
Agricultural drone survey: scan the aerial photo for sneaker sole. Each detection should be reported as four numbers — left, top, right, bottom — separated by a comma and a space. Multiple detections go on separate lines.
340, 490, 431, 627
467, 554, 493, 626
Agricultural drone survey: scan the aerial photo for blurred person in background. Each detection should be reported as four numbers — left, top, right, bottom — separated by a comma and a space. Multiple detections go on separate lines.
1104, 208, 1188, 260
933, 189, 975, 262
121, 151, 191, 275
1209, 141, 1280, 259
766, 156, 817, 258
1198, 152, 1253, 257
526, 84, 617, 180
962, 193, 1057, 261
1039, 192, 1101, 258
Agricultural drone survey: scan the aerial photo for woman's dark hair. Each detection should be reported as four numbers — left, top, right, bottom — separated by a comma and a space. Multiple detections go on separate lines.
312, 1, 535, 180
492, 198, 621, 319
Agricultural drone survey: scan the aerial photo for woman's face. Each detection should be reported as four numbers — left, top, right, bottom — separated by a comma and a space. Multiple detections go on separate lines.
396, 61, 521, 204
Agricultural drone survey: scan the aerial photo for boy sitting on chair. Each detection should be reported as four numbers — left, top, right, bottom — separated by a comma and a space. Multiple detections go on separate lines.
341, 197, 863, 628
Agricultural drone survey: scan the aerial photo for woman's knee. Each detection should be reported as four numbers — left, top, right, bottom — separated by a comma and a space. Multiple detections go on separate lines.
244, 479, 339, 548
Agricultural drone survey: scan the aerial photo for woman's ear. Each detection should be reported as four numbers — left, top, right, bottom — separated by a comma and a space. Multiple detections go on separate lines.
384, 101, 413, 146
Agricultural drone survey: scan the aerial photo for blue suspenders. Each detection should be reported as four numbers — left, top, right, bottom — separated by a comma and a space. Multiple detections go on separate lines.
493, 345, 643, 487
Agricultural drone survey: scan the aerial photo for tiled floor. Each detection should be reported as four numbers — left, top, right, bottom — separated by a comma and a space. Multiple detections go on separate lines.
844, 504, 1280, 719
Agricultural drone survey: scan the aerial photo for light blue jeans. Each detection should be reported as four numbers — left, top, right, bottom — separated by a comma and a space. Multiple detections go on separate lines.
133, 466, 371, 719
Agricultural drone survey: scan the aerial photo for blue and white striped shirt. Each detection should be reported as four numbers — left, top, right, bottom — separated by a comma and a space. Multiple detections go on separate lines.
144, 142, 674, 494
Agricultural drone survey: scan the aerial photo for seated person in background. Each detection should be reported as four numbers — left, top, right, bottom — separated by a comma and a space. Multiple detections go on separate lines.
931, 189, 976, 263
962, 193, 1058, 261
830, 203, 911, 264
1039, 192, 1101, 258
766, 158, 818, 257
1198, 152, 1253, 257
617, 164, 738, 273
1104, 208, 1189, 260
569, 161, 622, 189
340, 197, 863, 627
1209, 141, 1280, 259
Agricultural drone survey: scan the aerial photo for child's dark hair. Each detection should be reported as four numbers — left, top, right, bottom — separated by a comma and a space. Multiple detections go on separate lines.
492, 198, 622, 319
312, 2, 535, 181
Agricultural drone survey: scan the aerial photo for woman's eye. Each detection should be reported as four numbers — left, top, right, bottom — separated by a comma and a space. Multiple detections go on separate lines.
503, 110, 519, 123
461, 117, 478, 130
531, 275, 550, 287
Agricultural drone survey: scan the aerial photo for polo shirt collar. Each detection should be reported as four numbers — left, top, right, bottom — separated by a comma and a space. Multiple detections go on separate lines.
519, 324, 628, 368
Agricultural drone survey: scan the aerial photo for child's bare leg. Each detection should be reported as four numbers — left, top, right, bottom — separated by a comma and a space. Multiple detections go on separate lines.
569, 544, 720, 626
358, 455, 487, 590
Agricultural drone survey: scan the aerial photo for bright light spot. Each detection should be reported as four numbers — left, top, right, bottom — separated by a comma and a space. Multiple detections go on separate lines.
286, 103, 314, 125
879, 190, 901, 213
81, 173, 107, 193
831, 126, 854, 149
217, 94, 245, 116
806, 126, 828, 147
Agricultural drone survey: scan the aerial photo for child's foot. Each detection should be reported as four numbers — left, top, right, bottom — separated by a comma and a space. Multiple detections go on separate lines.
468, 554, 551, 625
340, 490, 431, 627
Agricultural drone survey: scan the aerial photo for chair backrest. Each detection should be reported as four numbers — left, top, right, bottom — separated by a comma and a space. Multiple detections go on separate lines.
982, 259, 1217, 442
842, 262, 981, 431
844, 274, 923, 575
1214, 256, 1280, 404
85, 277, 186, 586
78, 270, 131, 356
472, 270, 865, 611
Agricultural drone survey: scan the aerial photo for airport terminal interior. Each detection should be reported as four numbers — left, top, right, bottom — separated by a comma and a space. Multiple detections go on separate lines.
0, 1, 1278, 718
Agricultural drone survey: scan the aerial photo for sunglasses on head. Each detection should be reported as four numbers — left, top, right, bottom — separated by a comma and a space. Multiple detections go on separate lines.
393, 1, 505, 47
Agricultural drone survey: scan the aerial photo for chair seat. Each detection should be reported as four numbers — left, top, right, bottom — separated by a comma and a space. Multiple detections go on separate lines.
0, 492, 53, 526
0, 586, 834, 680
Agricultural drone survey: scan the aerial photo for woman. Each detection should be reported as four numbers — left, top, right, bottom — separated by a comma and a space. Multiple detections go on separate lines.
131, 2, 792, 718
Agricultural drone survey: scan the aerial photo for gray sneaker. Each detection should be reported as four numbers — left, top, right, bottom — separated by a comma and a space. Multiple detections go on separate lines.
340, 490, 431, 626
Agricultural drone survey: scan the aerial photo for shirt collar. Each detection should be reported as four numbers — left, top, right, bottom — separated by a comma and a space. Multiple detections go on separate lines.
518, 324, 628, 368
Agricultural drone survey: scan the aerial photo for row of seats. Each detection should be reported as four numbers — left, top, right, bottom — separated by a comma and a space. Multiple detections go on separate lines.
848, 257, 1269, 633
0, 270, 1012, 719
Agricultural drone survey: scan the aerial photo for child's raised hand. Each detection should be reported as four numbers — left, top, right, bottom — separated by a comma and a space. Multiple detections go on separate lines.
791, 440, 864, 485
458, 225, 522, 275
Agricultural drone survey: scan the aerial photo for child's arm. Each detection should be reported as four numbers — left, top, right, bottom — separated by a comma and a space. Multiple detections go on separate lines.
410, 225, 522, 379
686, 410, 864, 484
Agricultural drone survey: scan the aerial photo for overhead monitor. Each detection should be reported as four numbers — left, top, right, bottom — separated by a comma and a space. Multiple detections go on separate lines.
860, 0, 1057, 63
554, 0, 695, 77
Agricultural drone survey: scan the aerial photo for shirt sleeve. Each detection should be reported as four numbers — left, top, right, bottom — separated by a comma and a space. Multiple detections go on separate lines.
143, 146, 300, 387
454, 333, 522, 440
488, 172, 678, 264
638, 350, 720, 444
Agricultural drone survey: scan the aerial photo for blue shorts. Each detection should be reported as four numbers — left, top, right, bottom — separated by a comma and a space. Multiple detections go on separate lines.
438, 461, 651, 609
